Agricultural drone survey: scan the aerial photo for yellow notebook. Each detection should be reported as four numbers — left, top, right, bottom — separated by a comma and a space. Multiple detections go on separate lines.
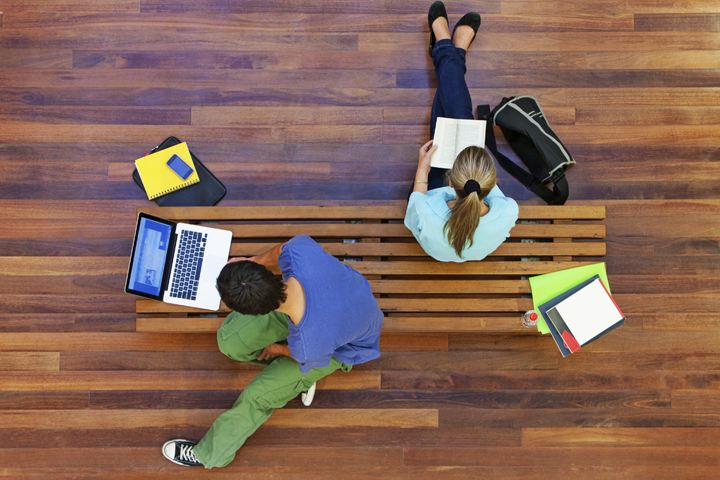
134, 142, 200, 200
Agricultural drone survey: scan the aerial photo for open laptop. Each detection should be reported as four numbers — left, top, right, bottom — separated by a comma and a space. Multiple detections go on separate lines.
125, 212, 232, 311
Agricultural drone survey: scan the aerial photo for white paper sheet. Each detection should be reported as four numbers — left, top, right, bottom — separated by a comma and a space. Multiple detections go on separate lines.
554, 278, 624, 345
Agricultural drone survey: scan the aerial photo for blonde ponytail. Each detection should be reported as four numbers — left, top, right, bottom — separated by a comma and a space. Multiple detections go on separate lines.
443, 146, 497, 258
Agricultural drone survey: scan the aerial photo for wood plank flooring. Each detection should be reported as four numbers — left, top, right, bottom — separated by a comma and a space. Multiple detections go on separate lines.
1, 0, 719, 478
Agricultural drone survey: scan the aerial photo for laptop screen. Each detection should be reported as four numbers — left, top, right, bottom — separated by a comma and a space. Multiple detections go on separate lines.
128, 216, 173, 297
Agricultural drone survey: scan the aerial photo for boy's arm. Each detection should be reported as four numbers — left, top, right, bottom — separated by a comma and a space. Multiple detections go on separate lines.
227, 242, 287, 268
250, 242, 286, 268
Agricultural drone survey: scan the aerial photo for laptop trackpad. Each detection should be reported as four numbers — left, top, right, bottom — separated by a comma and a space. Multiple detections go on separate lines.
201, 255, 227, 283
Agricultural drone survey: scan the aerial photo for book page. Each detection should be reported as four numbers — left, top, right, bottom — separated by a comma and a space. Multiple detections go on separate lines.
430, 117, 458, 169
554, 278, 624, 345
454, 119, 486, 156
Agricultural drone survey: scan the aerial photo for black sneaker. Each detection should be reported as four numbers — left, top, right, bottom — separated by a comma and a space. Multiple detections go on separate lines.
162, 439, 204, 467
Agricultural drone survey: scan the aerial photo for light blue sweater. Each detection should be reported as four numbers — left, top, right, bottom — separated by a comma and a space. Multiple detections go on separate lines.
404, 185, 519, 262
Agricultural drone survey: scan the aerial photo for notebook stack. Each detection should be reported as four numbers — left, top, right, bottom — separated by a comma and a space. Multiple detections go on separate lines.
134, 142, 200, 200
528, 263, 625, 357
132, 137, 227, 207
540, 275, 624, 356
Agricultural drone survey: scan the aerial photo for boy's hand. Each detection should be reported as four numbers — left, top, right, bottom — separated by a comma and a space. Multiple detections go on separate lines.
258, 343, 291, 361
227, 256, 252, 264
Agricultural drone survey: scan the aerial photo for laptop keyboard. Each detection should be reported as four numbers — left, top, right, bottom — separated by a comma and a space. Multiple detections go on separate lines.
170, 230, 207, 301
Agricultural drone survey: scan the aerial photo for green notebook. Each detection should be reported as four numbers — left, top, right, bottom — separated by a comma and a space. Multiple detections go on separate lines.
528, 263, 611, 334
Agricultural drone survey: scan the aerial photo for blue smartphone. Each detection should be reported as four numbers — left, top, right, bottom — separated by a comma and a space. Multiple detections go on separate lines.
166, 154, 194, 180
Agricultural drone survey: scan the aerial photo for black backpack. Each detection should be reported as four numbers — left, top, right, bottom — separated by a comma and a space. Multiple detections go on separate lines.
478, 96, 575, 205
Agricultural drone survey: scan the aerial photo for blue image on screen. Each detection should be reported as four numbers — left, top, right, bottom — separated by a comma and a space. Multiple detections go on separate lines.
131, 218, 172, 297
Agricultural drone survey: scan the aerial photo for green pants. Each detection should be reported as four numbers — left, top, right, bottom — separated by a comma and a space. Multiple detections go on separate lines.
193, 310, 351, 469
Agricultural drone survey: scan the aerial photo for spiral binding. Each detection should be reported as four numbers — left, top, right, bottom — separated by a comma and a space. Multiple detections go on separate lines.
149, 177, 200, 199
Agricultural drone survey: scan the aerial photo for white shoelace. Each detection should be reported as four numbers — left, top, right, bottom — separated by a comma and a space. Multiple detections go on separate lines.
179, 444, 199, 464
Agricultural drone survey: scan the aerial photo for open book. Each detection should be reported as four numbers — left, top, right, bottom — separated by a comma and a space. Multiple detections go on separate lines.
430, 117, 487, 169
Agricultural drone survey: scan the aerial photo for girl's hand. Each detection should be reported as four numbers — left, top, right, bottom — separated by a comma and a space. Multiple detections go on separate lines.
413, 140, 437, 195
418, 139, 438, 172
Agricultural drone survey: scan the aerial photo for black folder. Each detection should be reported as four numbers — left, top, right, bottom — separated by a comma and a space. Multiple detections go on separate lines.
132, 136, 226, 206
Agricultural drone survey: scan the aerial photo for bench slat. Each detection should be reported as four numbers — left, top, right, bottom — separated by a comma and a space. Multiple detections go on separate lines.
138, 205, 406, 221
517, 205, 605, 220
382, 316, 530, 333
231, 242, 606, 258
377, 298, 534, 313
136, 317, 224, 333
137, 205, 605, 221
134, 262, 596, 313
136, 298, 533, 315
214, 223, 605, 239
136, 316, 533, 334
348, 261, 599, 276
368, 280, 531, 294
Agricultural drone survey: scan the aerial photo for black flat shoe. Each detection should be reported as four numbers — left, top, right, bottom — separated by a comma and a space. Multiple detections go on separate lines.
428, 1, 448, 58
452, 12, 481, 51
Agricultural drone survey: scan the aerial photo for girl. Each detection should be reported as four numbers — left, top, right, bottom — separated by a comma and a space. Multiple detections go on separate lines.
405, 1, 518, 262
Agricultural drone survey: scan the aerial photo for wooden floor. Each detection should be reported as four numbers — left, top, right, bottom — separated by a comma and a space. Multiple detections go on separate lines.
1, 0, 720, 478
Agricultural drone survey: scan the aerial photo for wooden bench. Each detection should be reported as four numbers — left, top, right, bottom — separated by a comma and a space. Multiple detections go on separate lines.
135, 203, 606, 334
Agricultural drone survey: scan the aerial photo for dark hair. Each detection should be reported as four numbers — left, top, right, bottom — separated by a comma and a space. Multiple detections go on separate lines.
216, 261, 287, 316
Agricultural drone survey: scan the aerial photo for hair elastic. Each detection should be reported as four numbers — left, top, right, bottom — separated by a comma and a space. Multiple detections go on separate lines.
463, 179, 481, 196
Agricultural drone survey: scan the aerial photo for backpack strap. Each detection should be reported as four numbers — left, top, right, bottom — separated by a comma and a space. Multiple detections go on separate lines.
478, 105, 569, 205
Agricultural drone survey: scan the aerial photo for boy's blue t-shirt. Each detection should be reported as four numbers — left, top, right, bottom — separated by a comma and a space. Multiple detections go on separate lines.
278, 235, 384, 374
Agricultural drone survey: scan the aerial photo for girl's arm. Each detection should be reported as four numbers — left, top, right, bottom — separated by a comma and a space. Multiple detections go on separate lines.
413, 140, 439, 195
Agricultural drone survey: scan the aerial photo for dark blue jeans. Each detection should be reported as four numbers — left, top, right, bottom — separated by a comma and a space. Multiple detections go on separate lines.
411, 39, 474, 197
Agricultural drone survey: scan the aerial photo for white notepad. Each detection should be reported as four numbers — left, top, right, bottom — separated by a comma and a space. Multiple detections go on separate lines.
553, 278, 624, 345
